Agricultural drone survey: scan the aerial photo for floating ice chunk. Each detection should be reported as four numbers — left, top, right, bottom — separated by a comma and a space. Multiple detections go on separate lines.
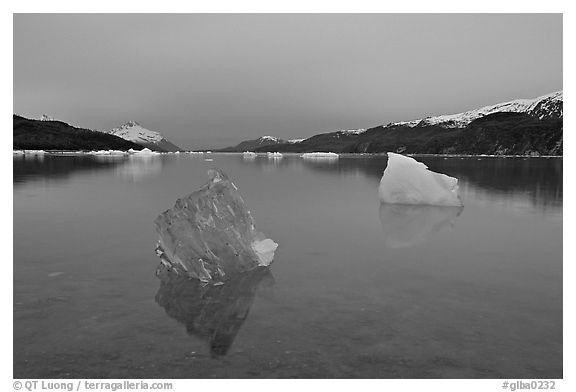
302, 152, 339, 159
267, 152, 283, 158
22, 150, 46, 155
90, 149, 128, 156
251, 238, 278, 266
378, 153, 463, 206
379, 204, 463, 248
154, 168, 278, 283
133, 147, 159, 155
243, 152, 257, 160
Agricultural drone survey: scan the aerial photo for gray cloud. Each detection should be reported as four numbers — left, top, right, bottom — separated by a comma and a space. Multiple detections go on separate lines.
14, 14, 562, 149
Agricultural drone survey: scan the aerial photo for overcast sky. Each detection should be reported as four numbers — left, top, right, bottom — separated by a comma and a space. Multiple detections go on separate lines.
14, 14, 562, 149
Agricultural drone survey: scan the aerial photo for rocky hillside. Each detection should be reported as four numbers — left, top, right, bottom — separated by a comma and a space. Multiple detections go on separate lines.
219, 136, 288, 152
225, 91, 563, 156
13, 115, 143, 151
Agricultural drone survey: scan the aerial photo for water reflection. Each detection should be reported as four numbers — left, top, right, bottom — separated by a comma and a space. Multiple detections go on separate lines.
13, 154, 166, 185
13, 154, 124, 185
155, 265, 274, 357
379, 204, 463, 248
238, 155, 562, 212
115, 155, 162, 182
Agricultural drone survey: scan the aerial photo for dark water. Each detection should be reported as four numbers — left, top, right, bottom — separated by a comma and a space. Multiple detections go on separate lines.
13, 153, 562, 378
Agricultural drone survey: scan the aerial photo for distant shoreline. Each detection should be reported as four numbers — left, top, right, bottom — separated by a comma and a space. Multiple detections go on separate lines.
12, 150, 563, 158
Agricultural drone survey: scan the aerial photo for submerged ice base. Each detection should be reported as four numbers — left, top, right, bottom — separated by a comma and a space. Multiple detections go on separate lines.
378, 153, 463, 207
154, 168, 277, 283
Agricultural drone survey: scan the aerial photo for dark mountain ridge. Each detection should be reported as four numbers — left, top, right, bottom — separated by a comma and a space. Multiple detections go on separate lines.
13, 115, 143, 151
220, 91, 563, 156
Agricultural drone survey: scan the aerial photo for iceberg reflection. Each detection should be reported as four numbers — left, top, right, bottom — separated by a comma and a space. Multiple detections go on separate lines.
115, 154, 162, 182
155, 265, 274, 357
379, 203, 463, 248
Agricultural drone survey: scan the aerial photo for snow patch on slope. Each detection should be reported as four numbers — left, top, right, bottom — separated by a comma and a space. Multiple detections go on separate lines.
107, 121, 164, 144
259, 136, 281, 142
389, 91, 562, 129
337, 129, 367, 135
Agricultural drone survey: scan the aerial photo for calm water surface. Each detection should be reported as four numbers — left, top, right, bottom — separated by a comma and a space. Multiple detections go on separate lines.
13, 153, 562, 378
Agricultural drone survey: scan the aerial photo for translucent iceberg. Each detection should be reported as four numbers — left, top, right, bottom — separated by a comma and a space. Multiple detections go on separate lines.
378, 153, 463, 206
154, 168, 278, 283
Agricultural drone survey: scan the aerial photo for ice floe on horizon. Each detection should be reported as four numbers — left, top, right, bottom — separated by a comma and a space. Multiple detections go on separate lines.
302, 152, 339, 159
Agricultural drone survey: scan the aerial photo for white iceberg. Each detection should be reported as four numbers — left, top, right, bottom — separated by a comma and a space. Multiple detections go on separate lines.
378, 153, 463, 206
90, 149, 128, 156
243, 151, 257, 160
251, 238, 279, 266
302, 152, 339, 159
267, 152, 283, 158
22, 150, 46, 155
132, 147, 161, 156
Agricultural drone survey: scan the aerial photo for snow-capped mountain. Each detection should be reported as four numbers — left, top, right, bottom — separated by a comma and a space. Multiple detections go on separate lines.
218, 90, 562, 155
105, 121, 181, 152
255, 136, 285, 145
390, 91, 563, 129
221, 135, 288, 151
40, 114, 55, 121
